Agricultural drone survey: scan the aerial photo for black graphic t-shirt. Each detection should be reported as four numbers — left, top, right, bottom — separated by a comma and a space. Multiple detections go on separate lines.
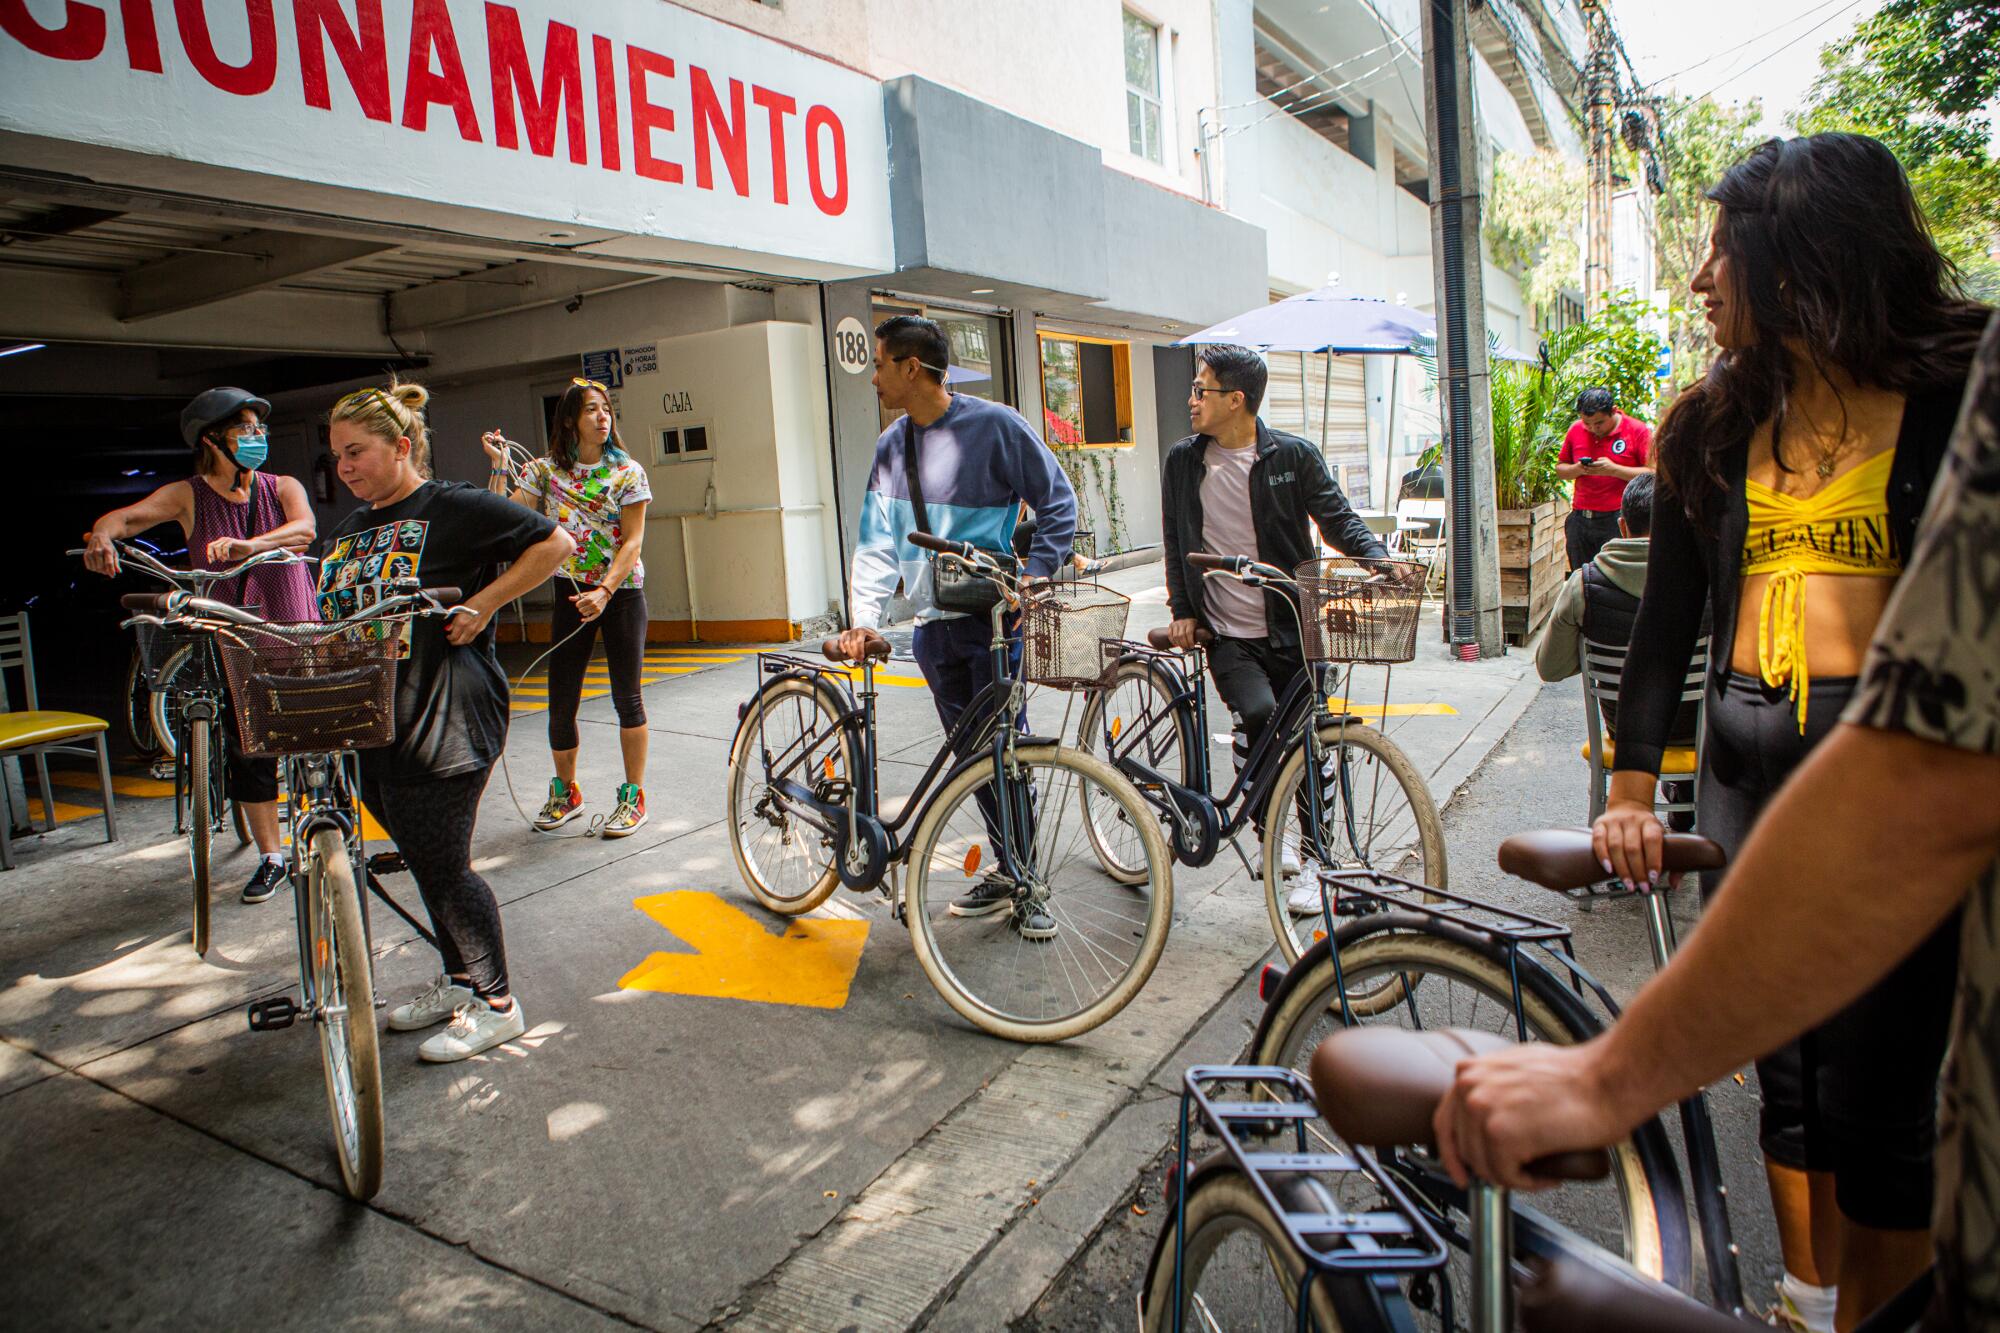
319, 481, 556, 783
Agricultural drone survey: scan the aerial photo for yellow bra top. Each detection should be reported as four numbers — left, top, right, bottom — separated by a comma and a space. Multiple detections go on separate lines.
1741, 448, 1902, 731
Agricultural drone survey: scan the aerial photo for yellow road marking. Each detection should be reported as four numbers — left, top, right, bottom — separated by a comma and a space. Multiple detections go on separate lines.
618, 891, 869, 1009
831, 666, 929, 689
53, 771, 176, 799
23, 796, 102, 823
1326, 695, 1458, 718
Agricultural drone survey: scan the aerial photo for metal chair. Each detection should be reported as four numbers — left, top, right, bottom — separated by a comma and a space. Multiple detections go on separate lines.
0, 612, 118, 869
1579, 633, 1707, 826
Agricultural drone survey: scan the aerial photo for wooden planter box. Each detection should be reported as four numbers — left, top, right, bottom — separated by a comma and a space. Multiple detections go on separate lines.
1497, 501, 1567, 646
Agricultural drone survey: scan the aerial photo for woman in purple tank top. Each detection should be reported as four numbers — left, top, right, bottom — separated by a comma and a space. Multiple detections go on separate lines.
83, 387, 318, 906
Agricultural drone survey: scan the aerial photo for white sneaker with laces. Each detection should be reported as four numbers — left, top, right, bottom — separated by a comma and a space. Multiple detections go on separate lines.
388, 973, 474, 1032
418, 997, 527, 1063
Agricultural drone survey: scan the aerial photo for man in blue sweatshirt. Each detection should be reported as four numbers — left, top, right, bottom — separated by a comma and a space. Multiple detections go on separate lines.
834, 315, 1078, 937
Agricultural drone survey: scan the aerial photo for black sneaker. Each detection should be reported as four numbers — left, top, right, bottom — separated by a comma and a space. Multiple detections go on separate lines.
242, 859, 286, 904
1013, 902, 1058, 942
948, 872, 1018, 918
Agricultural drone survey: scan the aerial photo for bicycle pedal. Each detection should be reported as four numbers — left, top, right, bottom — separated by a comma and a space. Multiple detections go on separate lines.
247, 995, 299, 1031
366, 851, 407, 876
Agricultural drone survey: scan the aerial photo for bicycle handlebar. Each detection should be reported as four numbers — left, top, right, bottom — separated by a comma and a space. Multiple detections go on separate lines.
1190, 552, 1289, 583
1146, 625, 1213, 650
822, 635, 892, 664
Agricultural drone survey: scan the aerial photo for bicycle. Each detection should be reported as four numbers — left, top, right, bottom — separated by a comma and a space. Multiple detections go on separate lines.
724, 533, 1173, 1042
1241, 829, 1746, 1318
82, 540, 300, 954
1076, 554, 1445, 964
121, 578, 464, 1200
1139, 1022, 1747, 1333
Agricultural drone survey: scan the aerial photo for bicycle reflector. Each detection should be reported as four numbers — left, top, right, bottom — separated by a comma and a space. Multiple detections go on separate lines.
963, 845, 981, 875
1258, 962, 1287, 1002
1111, 716, 1123, 741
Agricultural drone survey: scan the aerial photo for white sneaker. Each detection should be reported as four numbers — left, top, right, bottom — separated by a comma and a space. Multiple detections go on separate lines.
418, 997, 527, 1063
388, 973, 474, 1032
1281, 845, 1304, 878
1286, 880, 1325, 918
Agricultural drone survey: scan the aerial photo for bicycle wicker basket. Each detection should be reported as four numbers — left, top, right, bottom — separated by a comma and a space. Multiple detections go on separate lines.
1294, 557, 1427, 664
1022, 581, 1132, 689
217, 623, 400, 756
133, 620, 219, 691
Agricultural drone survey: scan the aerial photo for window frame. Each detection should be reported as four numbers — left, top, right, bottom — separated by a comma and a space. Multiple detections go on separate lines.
1122, 8, 1165, 165
1037, 330, 1136, 451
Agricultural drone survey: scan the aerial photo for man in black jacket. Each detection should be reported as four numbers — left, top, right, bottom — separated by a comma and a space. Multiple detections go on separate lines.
1163, 345, 1388, 910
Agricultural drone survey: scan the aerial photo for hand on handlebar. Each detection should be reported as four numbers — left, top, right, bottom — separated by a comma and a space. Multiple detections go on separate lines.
1432, 1039, 1638, 1192
205, 535, 259, 564
82, 531, 120, 577
443, 601, 493, 646
830, 626, 890, 664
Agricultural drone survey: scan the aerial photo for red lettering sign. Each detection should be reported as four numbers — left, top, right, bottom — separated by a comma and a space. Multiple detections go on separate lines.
295, 0, 390, 122
0, 0, 106, 61
625, 43, 680, 185
690, 66, 747, 197
591, 32, 621, 172
175, 0, 278, 97
403, 0, 482, 142
751, 84, 795, 205
486, 5, 584, 163
806, 104, 847, 216
121, 0, 163, 71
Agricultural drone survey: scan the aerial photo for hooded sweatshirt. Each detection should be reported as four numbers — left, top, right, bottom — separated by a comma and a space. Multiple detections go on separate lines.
1536, 534, 1649, 682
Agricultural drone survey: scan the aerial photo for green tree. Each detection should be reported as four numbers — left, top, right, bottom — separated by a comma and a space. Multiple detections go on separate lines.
1488, 148, 1585, 315
1651, 95, 1766, 391
1794, 1, 2000, 300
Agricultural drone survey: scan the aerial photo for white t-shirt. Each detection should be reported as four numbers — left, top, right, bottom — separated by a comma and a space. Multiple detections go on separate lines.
1199, 441, 1266, 638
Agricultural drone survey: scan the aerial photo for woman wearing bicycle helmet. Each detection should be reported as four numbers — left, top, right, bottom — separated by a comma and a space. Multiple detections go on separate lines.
482, 378, 653, 837
324, 380, 572, 1063
1601, 135, 1989, 1329
82, 387, 318, 906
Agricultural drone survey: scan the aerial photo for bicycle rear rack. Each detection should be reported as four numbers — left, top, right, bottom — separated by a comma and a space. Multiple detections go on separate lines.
1312, 868, 1623, 1037
1169, 1066, 1446, 1333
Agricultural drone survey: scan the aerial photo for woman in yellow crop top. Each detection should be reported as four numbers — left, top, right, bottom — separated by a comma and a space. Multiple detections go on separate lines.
1589, 135, 1990, 1332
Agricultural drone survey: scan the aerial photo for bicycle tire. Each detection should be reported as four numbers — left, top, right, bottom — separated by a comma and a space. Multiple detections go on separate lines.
1250, 917, 1690, 1294
1076, 656, 1198, 883
1263, 721, 1446, 967
150, 645, 196, 761
189, 718, 213, 957
308, 826, 385, 1200
123, 649, 163, 760
1138, 1157, 1407, 1332
905, 744, 1172, 1042
727, 673, 861, 917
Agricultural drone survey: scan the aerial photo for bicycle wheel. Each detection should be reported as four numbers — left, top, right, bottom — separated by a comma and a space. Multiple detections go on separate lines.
727, 674, 861, 916
188, 717, 213, 957
1075, 657, 1196, 883
307, 826, 384, 1200
1138, 1160, 1404, 1332
1249, 917, 1689, 1305
123, 649, 162, 760
906, 744, 1172, 1042
1263, 721, 1445, 965
150, 644, 196, 761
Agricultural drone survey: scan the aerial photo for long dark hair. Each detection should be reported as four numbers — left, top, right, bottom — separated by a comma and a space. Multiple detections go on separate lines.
1657, 133, 1989, 529
547, 380, 627, 468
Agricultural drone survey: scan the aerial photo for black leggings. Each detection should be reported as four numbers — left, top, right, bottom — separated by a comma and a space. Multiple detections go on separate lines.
362, 765, 509, 999
1701, 671, 1960, 1230
546, 585, 648, 751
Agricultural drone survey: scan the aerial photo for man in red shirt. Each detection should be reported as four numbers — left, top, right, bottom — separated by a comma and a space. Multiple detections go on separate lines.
1556, 386, 1654, 570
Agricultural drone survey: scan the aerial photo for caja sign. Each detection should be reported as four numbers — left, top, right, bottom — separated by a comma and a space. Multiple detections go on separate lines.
0, 0, 892, 274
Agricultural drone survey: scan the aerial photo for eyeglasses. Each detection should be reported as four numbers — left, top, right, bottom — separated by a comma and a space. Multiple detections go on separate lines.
572, 377, 608, 393
1190, 384, 1239, 399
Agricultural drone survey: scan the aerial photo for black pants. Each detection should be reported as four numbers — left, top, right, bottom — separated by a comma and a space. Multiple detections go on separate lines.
546, 585, 648, 752
362, 765, 510, 999
912, 614, 1025, 850
1208, 636, 1309, 831
218, 685, 279, 803
1565, 507, 1621, 572
1702, 671, 1959, 1230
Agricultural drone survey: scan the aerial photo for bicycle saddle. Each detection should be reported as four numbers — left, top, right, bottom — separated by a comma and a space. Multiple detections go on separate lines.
1499, 828, 1725, 893
1521, 1254, 1749, 1332
1308, 1027, 1609, 1181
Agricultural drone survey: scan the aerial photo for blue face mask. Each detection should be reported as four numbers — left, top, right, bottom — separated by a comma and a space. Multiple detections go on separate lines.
230, 430, 269, 472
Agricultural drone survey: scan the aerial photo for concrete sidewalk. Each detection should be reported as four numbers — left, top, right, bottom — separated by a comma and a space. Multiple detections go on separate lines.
0, 559, 1543, 1331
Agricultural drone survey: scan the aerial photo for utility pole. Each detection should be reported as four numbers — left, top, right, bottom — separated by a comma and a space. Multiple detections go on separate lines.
1583, 0, 1615, 314
1423, 0, 1503, 658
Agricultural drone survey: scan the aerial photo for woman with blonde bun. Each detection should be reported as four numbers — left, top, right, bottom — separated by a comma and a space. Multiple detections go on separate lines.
320, 380, 573, 1064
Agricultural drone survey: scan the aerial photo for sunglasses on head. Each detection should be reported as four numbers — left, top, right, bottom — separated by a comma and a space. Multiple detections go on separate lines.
572, 377, 608, 393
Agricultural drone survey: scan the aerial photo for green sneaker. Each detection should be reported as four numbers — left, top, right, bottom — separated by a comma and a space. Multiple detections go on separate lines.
602, 783, 647, 838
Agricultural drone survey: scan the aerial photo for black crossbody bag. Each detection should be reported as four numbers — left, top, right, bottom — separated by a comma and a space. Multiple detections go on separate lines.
902, 416, 1008, 615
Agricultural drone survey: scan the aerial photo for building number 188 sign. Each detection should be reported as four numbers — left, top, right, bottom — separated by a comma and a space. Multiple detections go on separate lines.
834, 317, 870, 375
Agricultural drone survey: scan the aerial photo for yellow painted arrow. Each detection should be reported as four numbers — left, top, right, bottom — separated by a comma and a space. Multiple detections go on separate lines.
618, 891, 869, 1010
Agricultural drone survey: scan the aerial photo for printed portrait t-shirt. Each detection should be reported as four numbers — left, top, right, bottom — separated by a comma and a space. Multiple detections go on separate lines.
318, 481, 556, 783
521, 454, 651, 587
1560, 413, 1653, 511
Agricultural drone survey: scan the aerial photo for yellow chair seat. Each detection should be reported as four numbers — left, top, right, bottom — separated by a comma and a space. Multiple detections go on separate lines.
0, 711, 110, 751
1581, 739, 1698, 776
